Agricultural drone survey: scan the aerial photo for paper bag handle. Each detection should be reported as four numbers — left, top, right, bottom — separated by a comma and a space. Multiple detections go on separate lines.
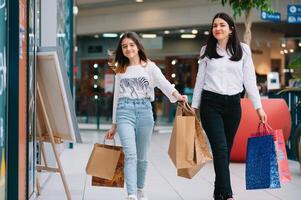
177, 101, 194, 116
103, 138, 117, 146
256, 122, 273, 136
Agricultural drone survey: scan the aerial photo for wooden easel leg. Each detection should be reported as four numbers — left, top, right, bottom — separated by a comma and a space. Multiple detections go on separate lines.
41, 141, 48, 168
36, 175, 41, 196
49, 136, 72, 200
37, 84, 72, 200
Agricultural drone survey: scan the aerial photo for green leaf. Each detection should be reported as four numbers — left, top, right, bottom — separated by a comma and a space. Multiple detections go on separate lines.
209, 0, 273, 17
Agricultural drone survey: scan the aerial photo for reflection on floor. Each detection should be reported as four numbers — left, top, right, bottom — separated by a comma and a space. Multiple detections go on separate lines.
36, 129, 301, 200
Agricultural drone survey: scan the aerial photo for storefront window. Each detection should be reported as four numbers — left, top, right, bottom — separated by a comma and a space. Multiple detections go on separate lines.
57, 0, 72, 80
0, 0, 6, 199
27, 0, 38, 198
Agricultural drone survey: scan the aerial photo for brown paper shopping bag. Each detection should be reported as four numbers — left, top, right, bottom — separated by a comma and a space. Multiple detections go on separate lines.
92, 150, 124, 188
86, 140, 122, 180
177, 115, 212, 179
168, 102, 196, 169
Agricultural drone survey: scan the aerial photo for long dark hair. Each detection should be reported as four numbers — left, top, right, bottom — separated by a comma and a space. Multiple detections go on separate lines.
201, 12, 242, 61
110, 32, 148, 73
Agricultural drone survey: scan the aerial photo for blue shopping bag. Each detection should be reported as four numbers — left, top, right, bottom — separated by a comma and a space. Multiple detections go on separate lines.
245, 123, 281, 190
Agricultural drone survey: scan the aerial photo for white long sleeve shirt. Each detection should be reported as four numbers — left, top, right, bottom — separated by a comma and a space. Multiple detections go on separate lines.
191, 43, 262, 110
112, 61, 177, 123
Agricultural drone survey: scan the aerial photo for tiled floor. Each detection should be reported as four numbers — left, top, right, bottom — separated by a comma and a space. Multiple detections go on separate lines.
36, 129, 301, 200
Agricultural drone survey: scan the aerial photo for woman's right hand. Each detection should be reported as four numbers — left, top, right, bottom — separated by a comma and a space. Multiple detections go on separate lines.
105, 124, 117, 140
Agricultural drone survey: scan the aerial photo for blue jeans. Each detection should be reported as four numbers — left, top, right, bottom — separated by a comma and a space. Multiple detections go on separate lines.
116, 98, 154, 195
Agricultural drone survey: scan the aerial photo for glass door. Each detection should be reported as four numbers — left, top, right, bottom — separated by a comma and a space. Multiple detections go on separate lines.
27, 0, 38, 198
0, 0, 7, 199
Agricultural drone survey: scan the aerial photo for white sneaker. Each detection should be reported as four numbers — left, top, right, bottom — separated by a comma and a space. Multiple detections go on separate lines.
127, 195, 138, 200
137, 188, 148, 200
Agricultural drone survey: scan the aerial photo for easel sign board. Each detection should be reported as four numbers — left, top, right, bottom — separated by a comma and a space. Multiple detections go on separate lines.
37, 47, 82, 143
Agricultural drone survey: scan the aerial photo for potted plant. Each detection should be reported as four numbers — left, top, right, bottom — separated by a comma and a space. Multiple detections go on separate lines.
288, 56, 301, 79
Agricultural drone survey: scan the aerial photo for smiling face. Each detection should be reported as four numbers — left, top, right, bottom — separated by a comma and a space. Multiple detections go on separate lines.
212, 17, 232, 42
121, 37, 140, 60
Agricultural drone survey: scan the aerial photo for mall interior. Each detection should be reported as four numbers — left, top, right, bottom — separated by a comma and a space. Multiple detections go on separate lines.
1, 0, 301, 200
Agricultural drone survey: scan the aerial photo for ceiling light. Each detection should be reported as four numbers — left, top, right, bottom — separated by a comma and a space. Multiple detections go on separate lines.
204, 31, 209, 35
94, 34, 99, 38
299, 42, 301, 47
136, 0, 143, 2
289, 49, 294, 53
181, 34, 196, 39
171, 73, 176, 78
93, 75, 98, 80
192, 29, 198, 34
94, 95, 99, 100
103, 33, 118, 38
93, 84, 98, 88
93, 64, 98, 68
180, 29, 185, 33
281, 43, 286, 48
284, 49, 288, 54
171, 59, 178, 65
164, 30, 170, 34
280, 50, 284, 54
141, 34, 157, 38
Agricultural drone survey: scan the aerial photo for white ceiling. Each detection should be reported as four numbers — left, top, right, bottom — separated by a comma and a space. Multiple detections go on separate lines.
76, 0, 177, 9
77, 0, 122, 5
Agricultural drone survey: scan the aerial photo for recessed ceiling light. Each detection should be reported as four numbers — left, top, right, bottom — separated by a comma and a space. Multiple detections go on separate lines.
142, 34, 157, 38
164, 30, 170, 34
181, 34, 196, 39
103, 33, 118, 38
192, 29, 198, 34
204, 31, 209, 35
94, 34, 99, 38
180, 29, 185, 33
136, 0, 143, 2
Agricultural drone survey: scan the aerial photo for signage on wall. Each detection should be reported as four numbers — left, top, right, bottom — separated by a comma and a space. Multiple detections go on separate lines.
287, 4, 301, 24
261, 11, 281, 22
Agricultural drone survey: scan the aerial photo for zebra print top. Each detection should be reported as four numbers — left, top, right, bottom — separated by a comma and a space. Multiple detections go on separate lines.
112, 61, 178, 123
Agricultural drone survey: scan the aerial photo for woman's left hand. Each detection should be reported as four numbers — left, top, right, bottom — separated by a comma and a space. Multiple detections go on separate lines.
256, 108, 267, 123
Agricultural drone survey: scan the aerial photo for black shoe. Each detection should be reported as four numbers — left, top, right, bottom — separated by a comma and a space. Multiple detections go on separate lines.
214, 193, 233, 200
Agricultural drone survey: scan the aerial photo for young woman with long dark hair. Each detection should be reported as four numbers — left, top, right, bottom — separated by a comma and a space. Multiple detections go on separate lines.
105, 32, 187, 200
191, 13, 267, 200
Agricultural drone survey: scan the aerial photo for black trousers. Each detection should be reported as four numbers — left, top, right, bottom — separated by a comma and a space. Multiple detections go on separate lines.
200, 90, 241, 196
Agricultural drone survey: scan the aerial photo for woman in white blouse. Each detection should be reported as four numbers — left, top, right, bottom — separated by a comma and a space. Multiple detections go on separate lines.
105, 32, 187, 200
191, 13, 267, 200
